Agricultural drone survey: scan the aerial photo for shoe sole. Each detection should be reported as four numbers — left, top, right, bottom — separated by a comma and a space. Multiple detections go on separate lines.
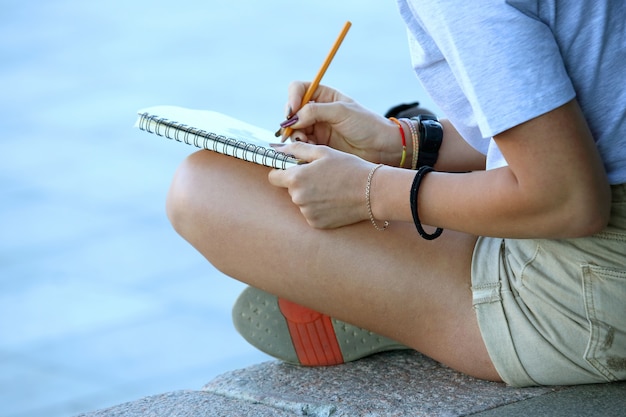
232, 286, 408, 366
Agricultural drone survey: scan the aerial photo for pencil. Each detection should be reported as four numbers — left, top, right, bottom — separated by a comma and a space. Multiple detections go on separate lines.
277, 20, 352, 140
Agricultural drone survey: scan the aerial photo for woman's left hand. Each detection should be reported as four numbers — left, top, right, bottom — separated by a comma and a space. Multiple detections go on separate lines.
268, 141, 374, 229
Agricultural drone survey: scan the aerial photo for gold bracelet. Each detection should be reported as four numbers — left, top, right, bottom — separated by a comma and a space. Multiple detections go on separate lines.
365, 164, 389, 231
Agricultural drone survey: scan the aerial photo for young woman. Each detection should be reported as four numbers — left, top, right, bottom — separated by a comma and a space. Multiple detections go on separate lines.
166, 0, 625, 386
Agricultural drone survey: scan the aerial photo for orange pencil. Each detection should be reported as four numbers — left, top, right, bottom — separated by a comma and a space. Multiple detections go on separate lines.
278, 21, 352, 140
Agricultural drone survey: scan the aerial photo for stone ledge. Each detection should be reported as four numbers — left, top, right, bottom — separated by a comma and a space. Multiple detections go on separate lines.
76, 391, 294, 417
77, 351, 626, 417
203, 351, 554, 416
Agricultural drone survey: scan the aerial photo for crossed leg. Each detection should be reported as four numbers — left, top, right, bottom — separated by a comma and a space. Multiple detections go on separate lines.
166, 150, 500, 382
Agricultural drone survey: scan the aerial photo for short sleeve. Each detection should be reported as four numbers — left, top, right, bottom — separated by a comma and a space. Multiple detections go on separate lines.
402, 0, 575, 138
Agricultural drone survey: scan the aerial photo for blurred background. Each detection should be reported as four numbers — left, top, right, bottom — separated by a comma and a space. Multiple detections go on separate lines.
0, 1, 438, 416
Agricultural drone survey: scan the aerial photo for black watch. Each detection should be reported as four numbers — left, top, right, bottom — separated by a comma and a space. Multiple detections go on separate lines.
410, 115, 443, 168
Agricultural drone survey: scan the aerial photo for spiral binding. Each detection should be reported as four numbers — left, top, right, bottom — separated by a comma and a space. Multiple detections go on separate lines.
138, 112, 297, 170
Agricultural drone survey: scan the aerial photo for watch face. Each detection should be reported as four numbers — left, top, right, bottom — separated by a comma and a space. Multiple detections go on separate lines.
421, 120, 443, 150
416, 118, 443, 168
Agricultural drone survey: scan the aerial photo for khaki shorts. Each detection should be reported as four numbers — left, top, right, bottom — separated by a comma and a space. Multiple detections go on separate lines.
472, 183, 626, 387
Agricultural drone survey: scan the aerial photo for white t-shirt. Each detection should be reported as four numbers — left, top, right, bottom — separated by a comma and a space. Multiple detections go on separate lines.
397, 0, 626, 184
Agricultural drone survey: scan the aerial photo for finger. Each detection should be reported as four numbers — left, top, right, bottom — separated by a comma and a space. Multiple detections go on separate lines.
267, 165, 288, 188
267, 142, 333, 188
279, 102, 346, 135
279, 126, 314, 144
286, 81, 310, 115
296, 101, 349, 127
276, 82, 308, 142
276, 141, 330, 162
286, 81, 344, 114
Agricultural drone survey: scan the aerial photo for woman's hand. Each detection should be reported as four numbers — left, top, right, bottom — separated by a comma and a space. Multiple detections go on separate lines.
268, 141, 375, 229
278, 82, 402, 165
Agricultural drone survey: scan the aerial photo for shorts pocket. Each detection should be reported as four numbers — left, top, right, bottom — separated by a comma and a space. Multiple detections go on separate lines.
582, 264, 626, 381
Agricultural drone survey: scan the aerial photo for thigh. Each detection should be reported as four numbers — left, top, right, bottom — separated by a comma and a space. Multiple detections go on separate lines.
167, 150, 499, 381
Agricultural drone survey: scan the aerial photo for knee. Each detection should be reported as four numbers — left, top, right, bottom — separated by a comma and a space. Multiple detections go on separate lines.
165, 151, 205, 237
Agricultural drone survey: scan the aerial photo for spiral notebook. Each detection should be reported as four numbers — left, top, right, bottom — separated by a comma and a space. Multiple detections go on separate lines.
135, 106, 301, 169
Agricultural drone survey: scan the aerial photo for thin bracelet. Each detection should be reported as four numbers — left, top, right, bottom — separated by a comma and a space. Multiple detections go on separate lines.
401, 118, 420, 170
366, 164, 389, 231
410, 166, 443, 240
388, 117, 407, 168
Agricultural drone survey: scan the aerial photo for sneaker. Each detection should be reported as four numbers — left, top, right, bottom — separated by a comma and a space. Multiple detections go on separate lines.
232, 286, 409, 366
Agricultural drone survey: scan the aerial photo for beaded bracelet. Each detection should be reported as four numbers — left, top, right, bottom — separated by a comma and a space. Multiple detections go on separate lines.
366, 164, 389, 231
388, 117, 407, 168
410, 166, 443, 240
400, 118, 420, 170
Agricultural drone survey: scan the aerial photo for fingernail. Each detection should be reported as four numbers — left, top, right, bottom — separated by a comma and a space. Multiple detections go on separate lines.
279, 114, 299, 128
286, 106, 293, 118
274, 127, 282, 137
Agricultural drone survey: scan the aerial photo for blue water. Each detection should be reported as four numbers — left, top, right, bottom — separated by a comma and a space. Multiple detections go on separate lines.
0, 1, 435, 416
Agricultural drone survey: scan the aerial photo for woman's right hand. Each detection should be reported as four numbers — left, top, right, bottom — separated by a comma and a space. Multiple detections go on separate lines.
278, 81, 403, 165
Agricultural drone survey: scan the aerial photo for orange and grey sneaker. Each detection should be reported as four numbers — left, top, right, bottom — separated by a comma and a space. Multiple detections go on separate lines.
232, 286, 409, 366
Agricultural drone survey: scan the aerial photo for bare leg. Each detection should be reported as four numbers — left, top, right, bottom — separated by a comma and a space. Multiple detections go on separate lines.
166, 150, 500, 381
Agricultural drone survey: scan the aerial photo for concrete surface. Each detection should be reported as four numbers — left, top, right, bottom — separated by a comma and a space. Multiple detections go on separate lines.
77, 351, 626, 417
